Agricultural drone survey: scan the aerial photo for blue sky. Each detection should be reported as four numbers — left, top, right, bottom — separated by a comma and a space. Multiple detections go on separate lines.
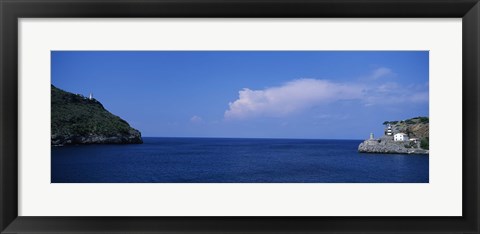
51, 51, 429, 139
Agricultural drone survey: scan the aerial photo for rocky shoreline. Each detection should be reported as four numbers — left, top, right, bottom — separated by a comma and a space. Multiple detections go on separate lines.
358, 137, 428, 155
358, 117, 429, 155
51, 129, 143, 146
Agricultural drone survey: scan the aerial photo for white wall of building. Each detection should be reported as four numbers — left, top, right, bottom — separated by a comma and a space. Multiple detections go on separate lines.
394, 133, 409, 142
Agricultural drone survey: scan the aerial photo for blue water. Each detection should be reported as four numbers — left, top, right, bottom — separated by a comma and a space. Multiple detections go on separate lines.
51, 137, 429, 183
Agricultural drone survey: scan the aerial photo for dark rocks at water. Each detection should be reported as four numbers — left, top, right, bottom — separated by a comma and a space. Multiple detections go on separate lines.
51, 85, 143, 146
51, 130, 142, 146
358, 137, 428, 155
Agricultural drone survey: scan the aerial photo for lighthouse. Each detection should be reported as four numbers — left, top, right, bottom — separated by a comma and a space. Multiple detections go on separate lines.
89, 93, 93, 100
386, 124, 393, 136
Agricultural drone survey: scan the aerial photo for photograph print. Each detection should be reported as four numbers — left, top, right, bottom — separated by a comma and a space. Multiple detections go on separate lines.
51, 51, 429, 183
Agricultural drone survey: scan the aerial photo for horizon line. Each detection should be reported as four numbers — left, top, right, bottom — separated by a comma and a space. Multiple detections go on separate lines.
141, 136, 364, 141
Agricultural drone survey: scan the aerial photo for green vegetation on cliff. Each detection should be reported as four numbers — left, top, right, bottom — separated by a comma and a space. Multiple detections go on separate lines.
51, 85, 142, 145
420, 137, 429, 150
383, 116, 429, 126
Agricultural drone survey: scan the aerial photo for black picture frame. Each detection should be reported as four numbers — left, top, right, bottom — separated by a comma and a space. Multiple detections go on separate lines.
1, 0, 479, 233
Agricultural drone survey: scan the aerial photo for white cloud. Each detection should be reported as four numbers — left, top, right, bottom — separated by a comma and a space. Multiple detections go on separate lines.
190, 115, 203, 123
224, 67, 428, 120
370, 67, 394, 80
409, 92, 429, 103
224, 79, 364, 120
363, 83, 429, 106
224, 74, 429, 120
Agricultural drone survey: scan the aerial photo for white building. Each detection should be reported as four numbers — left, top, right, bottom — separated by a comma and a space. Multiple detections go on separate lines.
394, 133, 409, 142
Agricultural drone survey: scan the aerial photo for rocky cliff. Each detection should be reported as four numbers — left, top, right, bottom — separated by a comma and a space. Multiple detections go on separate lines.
358, 137, 428, 154
51, 85, 143, 146
358, 117, 429, 155
383, 117, 429, 140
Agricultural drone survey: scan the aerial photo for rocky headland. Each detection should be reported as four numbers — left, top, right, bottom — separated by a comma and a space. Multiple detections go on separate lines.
51, 85, 143, 146
358, 136, 429, 154
358, 117, 429, 155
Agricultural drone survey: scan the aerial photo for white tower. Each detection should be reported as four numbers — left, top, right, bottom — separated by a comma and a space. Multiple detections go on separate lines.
386, 124, 393, 136
89, 93, 93, 100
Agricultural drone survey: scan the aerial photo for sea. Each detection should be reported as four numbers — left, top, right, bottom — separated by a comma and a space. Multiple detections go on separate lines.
51, 137, 429, 183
